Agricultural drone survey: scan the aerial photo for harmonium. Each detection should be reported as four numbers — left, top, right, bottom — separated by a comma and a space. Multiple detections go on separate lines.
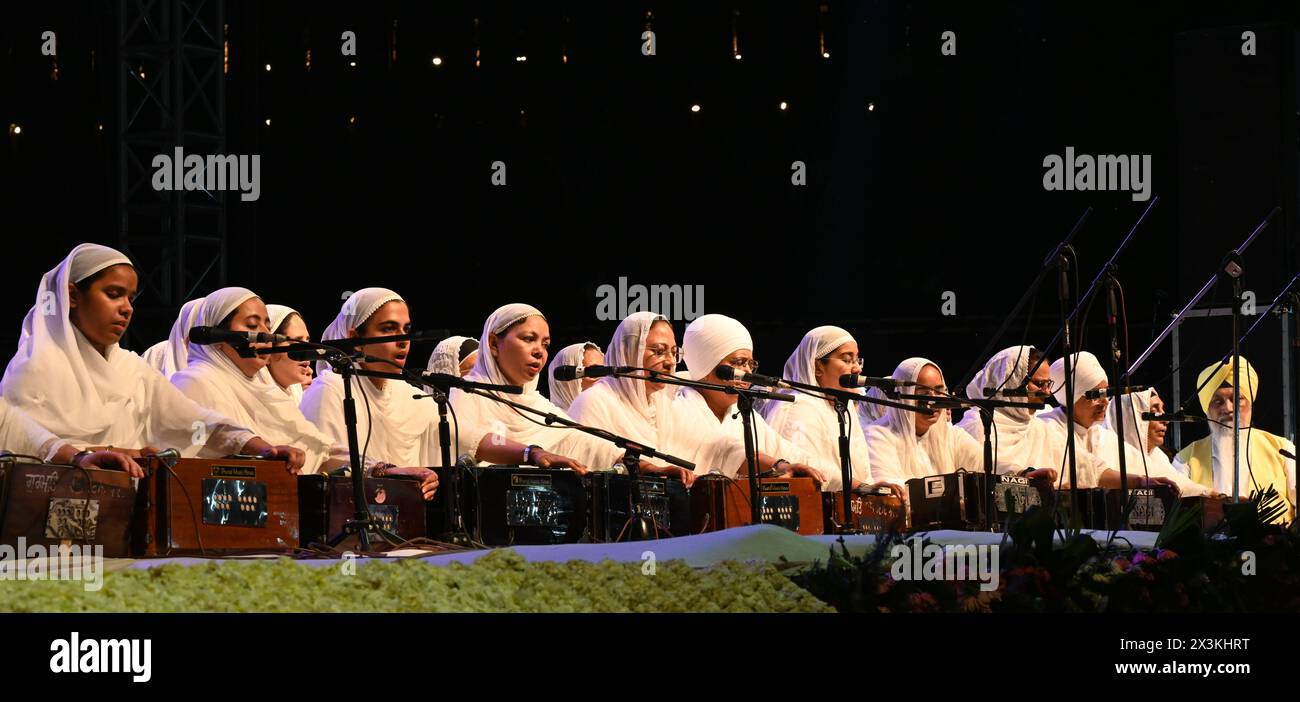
1178, 495, 1258, 530
689, 474, 823, 536
298, 473, 427, 548
133, 454, 300, 556
585, 470, 691, 542
907, 470, 1055, 532
0, 459, 136, 557
457, 465, 587, 546
822, 490, 907, 534
1053, 487, 1178, 531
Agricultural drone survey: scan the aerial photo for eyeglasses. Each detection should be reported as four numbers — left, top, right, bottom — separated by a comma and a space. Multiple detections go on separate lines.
721, 357, 759, 373
1026, 378, 1056, 392
820, 354, 863, 368
646, 344, 682, 364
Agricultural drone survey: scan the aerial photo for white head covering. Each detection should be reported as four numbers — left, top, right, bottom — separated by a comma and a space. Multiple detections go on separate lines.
547, 341, 600, 411
186, 288, 259, 367
266, 304, 300, 335
601, 312, 668, 422
141, 297, 206, 378
781, 326, 854, 388
469, 302, 547, 393
965, 345, 1041, 421
1105, 387, 1157, 457
2, 244, 139, 439
316, 288, 404, 375
1050, 351, 1107, 405
427, 335, 478, 377
681, 314, 753, 382
873, 357, 957, 475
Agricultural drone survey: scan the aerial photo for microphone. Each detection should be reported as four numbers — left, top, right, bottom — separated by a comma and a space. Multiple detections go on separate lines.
839, 374, 913, 390
189, 326, 291, 345
983, 386, 1052, 399
1281, 448, 1296, 462
716, 365, 787, 387
1083, 384, 1149, 400
550, 365, 635, 382
1140, 411, 1203, 423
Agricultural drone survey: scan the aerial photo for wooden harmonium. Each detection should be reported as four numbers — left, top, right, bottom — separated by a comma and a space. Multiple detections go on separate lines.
461, 466, 586, 546
0, 459, 136, 557
298, 474, 427, 548
990, 473, 1055, 528
907, 470, 988, 531
133, 455, 299, 556
1178, 495, 1258, 530
823, 490, 907, 534
1053, 487, 1177, 531
689, 474, 823, 535
585, 470, 691, 542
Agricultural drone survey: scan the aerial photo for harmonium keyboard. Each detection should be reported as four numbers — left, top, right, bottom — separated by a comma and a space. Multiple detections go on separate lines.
689, 474, 823, 535
585, 470, 691, 542
0, 459, 136, 557
133, 454, 300, 556
823, 490, 907, 534
298, 474, 427, 548
458, 465, 587, 546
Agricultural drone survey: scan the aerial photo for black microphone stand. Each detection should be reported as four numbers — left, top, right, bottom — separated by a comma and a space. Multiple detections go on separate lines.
1127, 207, 1280, 504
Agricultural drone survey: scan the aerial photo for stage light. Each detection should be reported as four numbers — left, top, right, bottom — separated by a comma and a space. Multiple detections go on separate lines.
264, 118, 271, 126
8, 123, 21, 136
822, 52, 831, 58
516, 55, 527, 62
97, 123, 103, 132
690, 104, 701, 113
779, 101, 788, 111
432, 56, 443, 66
734, 53, 742, 60
867, 102, 875, 112
349, 61, 357, 67
264, 63, 272, 72
349, 116, 357, 125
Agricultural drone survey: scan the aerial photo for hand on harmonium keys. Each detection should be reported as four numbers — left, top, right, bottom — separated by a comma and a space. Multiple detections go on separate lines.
637, 462, 696, 488
256, 444, 307, 474
374, 465, 440, 501
856, 480, 904, 500
531, 449, 588, 475
1023, 468, 1058, 482
72, 448, 146, 478
782, 463, 825, 490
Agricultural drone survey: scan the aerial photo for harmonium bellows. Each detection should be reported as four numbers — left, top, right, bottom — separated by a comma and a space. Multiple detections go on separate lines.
0, 459, 136, 557
689, 474, 823, 536
133, 455, 300, 556
298, 474, 427, 548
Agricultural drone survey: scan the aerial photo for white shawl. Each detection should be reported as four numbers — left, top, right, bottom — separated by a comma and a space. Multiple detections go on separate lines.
141, 297, 205, 378
955, 345, 1057, 474
546, 341, 599, 411
865, 357, 982, 487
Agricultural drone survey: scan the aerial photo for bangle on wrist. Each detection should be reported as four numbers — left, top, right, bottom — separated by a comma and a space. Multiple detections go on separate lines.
522, 445, 544, 466
71, 449, 93, 467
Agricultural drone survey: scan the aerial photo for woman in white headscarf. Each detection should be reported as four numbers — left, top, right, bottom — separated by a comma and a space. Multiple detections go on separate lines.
169, 289, 377, 484
1039, 352, 1181, 491
761, 326, 901, 495
301, 292, 560, 473
426, 335, 479, 378
449, 303, 632, 471
264, 304, 313, 403
141, 297, 204, 377
669, 314, 826, 483
955, 345, 1058, 480
865, 357, 984, 488
1103, 388, 1212, 496
1, 244, 304, 471
567, 312, 708, 485
546, 341, 602, 411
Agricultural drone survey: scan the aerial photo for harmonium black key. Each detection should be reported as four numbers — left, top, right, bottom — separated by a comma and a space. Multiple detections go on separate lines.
906, 470, 988, 531
585, 471, 690, 542
0, 459, 136, 557
822, 490, 907, 534
298, 474, 427, 548
463, 466, 586, 546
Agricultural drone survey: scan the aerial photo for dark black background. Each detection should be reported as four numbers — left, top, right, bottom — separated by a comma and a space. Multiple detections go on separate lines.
2, 0, 1298, 444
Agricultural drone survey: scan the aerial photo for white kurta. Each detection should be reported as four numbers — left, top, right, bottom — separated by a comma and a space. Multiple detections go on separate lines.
866, 414, 984, 487
0, 397, 68, 460
301, 371, 457, 468
955, 408, 1057, 475
763, 395, 870, 492
670, 386, 807, 478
